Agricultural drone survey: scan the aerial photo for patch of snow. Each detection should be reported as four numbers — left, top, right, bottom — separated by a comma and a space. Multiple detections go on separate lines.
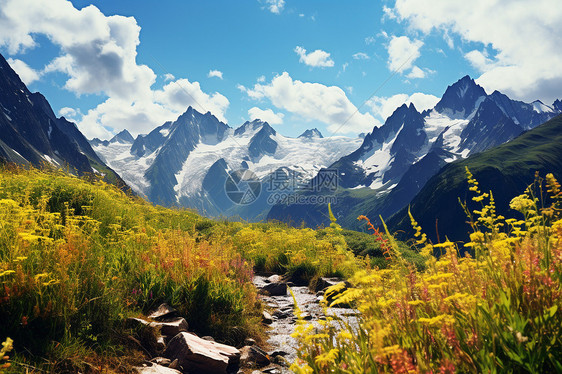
174, 129, 362, 201
532, 100, 553, 113
43, 154, 59, 166
92, 142, 156, 197
424, 110, 469, 153
458, 83, 469, 98
159, 128, 170, 137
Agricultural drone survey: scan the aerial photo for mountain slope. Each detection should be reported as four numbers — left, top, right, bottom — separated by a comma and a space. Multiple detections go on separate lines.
0, 52, 126, 187
268, 75, 561, 229
92, 108, 362, 219
389, 114, 562, 243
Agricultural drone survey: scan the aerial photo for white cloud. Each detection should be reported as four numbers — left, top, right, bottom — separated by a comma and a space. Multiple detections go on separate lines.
342, 62, 349, 72
365, 36, 376, 45
0, 0, 230, 139
391, 0, 562, 103
264, 0, 285, 14
7, 58, 40, 85
464, 49, 497, 72
243, 72, 377, 134
59, 107, 79, 119
368, 92, 439, 121
294, 46, 335, 68
154, 79, 229, 122
382, 6, 397, 20
387, 35, 423, 73
257, 75, 266, 83
406, 65, 426, 79
248, 107, 284, 125
208, 69, 223, 79
352, 52, 370, 60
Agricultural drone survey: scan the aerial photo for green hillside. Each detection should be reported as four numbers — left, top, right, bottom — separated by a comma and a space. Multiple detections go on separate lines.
0, 164, 403, 372
389, 114, 562, 243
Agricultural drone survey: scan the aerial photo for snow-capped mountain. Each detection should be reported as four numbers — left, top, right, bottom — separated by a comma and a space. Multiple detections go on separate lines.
0, 52, 126, 187
268, 75, 562, 228
332, 75, 561, 192
92, 107, 362, 219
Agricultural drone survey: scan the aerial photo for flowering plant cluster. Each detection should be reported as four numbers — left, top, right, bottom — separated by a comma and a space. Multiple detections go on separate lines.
291, 169, 562, 373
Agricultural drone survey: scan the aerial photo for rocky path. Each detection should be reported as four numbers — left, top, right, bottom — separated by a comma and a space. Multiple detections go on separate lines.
251, 275, 360, 374
132, 275, 358, 374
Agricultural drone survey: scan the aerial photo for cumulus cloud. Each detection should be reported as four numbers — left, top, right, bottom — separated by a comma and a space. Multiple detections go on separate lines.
248, 107, 284, 125
387, 35, 423, 74
352, 52, 370, 60
0, 0, 229, 139
464, 50, 497, 72
164, 73, 175, 81
208, 69, 223, 79
264, 0, 285, 14
7, 58, 40, 85
406, 65, 426, 79
243, 72, 377, 133
368, 92, 440, 121
294, 46, 335, 68
391, 0, 562, 103
154, 79, 229, 122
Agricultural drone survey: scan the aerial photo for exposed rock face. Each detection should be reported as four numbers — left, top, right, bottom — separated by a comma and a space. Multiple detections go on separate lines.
148, 303, 179, 321
259, 282, 287, 297
135, 363, 182, 374
0, 52, 125, 187
163, 332, 241, 374
240, 345, 271, 367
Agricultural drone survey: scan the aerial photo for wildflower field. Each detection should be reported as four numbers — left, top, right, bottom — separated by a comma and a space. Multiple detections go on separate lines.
291, 169, 562, 373
0, 165, 377, 372
1, 164, 560, 373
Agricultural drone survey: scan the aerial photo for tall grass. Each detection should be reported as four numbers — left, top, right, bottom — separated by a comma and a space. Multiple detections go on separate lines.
291, 169, 562, 373
0, 165, 375, 371
0, 166, 260, 371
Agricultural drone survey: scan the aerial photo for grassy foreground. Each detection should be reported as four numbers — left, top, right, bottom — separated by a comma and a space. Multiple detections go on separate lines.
291, 169, 562, 373
0, 165, 388, 372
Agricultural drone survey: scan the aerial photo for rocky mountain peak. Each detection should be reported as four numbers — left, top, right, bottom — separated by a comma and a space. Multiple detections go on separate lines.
110, 129, 134, 144
298, 128, 324, 139
434, 75, 487, 117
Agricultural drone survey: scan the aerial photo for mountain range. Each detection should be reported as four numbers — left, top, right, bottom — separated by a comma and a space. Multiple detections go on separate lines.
268, 75, 561, 229
0, 53, 125, 187
389, 112, 562, 243
1, 48, 561, 238
91, 108, 361, 220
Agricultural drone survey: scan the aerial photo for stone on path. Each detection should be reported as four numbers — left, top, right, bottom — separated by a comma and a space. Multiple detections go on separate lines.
163, 332, 240, 374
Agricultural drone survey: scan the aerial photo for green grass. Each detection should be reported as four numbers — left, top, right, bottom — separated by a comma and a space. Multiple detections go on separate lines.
0, 165, 398, 372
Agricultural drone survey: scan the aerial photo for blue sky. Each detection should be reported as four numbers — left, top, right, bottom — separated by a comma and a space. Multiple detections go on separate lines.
0, 0, 560, 139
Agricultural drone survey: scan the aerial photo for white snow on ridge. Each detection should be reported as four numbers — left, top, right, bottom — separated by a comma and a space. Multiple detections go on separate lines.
355, 125, 403, 190
92, 142, 155, 197
173, 131, 362, 200
532, 100, 554, 113
352, 110, 474, 192
424, 110, 469, 153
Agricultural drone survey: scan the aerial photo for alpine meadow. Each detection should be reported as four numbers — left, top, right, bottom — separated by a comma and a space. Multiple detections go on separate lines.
1, 1, 562, 373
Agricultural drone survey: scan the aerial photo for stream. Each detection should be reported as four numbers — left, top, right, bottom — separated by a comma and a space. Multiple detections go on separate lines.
252, 276, 360, 374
